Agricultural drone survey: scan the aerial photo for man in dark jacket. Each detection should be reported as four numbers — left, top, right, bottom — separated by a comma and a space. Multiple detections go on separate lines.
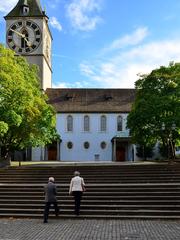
43, 177, 59, 223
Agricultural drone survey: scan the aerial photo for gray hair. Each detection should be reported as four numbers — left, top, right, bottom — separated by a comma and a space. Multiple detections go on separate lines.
49, 177, 55, 182
74, 171, 80, 176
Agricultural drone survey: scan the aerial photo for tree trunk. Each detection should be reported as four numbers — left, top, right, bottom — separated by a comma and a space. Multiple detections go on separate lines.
0, 149, 11, 167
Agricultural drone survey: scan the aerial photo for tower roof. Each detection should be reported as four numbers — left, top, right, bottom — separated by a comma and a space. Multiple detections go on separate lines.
5, 0, 45, 18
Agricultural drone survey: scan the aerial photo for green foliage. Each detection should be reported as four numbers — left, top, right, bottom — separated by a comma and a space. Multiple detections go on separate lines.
0, 44, 58, 159
0, 121, 8, 137
136, 144, 154, 160
127, 62, 180, 159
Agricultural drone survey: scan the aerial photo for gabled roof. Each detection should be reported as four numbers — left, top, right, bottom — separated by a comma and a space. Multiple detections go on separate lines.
5, 0, 45, 18
46, 88, 136, 113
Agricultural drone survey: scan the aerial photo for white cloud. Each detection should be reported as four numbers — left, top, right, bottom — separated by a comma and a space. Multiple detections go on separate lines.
53, 80, 90, 88
46, 0, 60, 9
79, 63, 95, 76
66, 0, 102, 31
79, 28, 180, 88
102, 27, 149, 53
0, 0, 17, 13
49, 17, 62, 31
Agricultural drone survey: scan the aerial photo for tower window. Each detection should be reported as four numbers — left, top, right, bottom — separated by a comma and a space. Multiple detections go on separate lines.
22, 6, 29, 15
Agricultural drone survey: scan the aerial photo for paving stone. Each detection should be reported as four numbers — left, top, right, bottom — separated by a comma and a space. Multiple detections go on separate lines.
0, 219, 180, 240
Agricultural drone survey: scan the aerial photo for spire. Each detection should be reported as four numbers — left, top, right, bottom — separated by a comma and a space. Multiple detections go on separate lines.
5, 0, 45, 18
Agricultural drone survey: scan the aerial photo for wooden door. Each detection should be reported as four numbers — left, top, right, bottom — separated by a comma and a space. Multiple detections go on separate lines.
116, 147, 125, 161
48, 141, 57, 160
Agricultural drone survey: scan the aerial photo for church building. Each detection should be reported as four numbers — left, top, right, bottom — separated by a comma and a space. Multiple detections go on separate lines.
4, 0, 137, 162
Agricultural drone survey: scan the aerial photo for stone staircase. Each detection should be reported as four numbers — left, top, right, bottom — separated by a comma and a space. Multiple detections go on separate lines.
1, 163, 180, 219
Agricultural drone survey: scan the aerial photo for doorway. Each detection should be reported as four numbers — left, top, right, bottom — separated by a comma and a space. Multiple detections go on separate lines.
116, 146, 126, 161
47, 141, 57, 160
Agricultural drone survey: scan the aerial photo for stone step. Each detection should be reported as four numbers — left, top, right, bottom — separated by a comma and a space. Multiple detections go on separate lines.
1, 199, 180, 205
1, 208, 180, 216
1, 212, 180, 220
1, 195, 180, 200
1, 203, 180, 210
1, 163, 180, 219
1, 191, 180, 196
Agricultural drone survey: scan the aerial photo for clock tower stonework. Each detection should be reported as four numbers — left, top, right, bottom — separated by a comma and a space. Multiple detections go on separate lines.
4, 0, 52, 90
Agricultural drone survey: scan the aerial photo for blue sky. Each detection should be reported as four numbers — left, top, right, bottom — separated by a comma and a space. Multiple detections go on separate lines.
1, 0, 180, 88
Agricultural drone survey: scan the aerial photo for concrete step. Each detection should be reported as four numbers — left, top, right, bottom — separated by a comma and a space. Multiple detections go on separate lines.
1, 163, 180, 219
1, 212, 180, 220
1, 203, 180, 210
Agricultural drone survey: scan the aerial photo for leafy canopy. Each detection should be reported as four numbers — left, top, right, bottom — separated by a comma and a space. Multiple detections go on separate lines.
127, 62, 180, 153
0, 44, 58, 156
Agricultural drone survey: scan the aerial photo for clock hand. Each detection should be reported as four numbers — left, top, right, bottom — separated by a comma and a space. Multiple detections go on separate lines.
10, 29, 32, 47
10, 28, 25, 38
24, 37, 32, 47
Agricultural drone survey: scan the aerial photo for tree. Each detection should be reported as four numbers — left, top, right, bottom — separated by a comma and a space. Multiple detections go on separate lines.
127, 62, 180, 161
0, 44, 58, 161
136, 144, 154, 160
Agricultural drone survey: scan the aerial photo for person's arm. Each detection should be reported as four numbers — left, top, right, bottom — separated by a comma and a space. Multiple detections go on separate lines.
81, 177, 86, 191
81, 178, 85, 186
54, 184, 57, 195
69, 179, 73, 195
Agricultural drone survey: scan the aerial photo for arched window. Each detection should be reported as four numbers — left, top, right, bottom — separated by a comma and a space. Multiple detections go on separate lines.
84, 115, 90, 132
117, 115, 123, 131
100, 115, 107, 131
21, 29, 29, 48
67, 115, 73, 132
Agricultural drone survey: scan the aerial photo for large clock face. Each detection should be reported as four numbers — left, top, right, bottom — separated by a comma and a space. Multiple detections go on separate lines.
7, 20, 42, 54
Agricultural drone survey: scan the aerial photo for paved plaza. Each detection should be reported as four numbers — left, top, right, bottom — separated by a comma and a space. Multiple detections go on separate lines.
0, 218, 180, 240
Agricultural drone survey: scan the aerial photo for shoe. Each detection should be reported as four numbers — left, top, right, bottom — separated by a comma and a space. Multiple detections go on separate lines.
43, 221, 48, 223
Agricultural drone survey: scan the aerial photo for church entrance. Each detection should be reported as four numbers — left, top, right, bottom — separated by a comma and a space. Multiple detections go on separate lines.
112, 136, 131, 162
47, 141, 57, 160
116, 146, 126, 161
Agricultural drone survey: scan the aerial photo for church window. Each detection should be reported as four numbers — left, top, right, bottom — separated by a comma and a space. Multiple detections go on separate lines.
67, 141, 73, 149
67, 115, 73, 132
84, 141, 90, 149
117, 115, 123, 131
84, 115, 90, 132
100, 115, 107, 131
100, 141, 107, 149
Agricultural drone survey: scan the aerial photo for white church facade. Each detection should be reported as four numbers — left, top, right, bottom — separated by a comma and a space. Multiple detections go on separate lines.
5, 0, 138, 162
32, 88, 136, 162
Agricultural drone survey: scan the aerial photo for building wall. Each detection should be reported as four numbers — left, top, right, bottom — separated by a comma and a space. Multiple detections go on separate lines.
56, 113, 132, 162
32, 112, 134, 161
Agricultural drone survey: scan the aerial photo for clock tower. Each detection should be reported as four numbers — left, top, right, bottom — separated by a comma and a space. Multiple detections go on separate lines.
4, 0, 52, 90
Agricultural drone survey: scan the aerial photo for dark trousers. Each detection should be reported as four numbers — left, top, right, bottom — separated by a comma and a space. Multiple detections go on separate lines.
43, 201, 59, 222
72, 191, 83, 215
